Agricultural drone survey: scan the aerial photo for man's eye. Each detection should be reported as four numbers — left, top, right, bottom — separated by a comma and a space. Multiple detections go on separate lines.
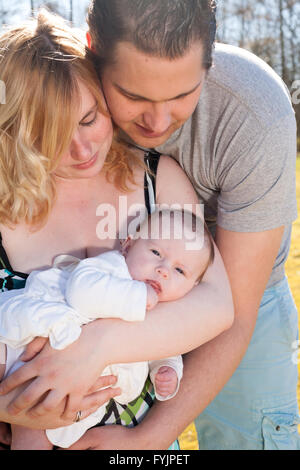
175, 267, 185, 275
151, 249, 160, 257
124, 94, 145, 102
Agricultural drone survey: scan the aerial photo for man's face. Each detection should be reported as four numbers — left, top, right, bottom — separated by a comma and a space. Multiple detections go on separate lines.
100, 41, 206, 148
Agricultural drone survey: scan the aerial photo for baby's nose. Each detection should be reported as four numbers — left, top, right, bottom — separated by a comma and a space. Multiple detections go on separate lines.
156, 266, 169, 279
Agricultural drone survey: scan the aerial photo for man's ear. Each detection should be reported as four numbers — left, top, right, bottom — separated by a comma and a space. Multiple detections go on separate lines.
120, 236, 133, 256
86, 31, 95, 51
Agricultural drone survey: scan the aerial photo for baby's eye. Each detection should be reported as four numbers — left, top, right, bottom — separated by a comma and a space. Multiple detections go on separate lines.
175, 267, 185, 275
151, 249, 161, 257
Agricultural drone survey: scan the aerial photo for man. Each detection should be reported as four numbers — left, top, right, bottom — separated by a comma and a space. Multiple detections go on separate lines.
82, 0, 299, 450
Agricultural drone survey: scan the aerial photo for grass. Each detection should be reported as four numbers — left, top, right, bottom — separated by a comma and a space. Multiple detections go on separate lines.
179, 155, 300, 450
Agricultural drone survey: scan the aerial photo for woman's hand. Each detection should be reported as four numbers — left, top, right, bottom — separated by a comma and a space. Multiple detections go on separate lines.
0, 321, 121, 420
0, 381, 114, 430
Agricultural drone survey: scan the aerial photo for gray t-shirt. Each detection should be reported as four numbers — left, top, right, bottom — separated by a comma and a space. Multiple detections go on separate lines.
154, 43, 297, 288
121, 43, 297, 288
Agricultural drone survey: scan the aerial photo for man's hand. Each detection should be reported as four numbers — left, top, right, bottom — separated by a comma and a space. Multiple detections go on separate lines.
20, 337, 48, 362
0, 422, 11, 450
65, 425, 144, 450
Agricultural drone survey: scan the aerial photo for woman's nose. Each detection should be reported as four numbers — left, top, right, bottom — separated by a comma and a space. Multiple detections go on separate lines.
70, 132, 92, 161
156, 266, 169, 279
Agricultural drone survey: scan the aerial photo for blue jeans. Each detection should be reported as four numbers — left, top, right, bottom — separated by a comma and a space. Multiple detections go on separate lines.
195, 276, 300, 449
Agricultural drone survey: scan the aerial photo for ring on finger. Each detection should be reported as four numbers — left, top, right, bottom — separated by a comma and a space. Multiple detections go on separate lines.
74, 410, 82, 423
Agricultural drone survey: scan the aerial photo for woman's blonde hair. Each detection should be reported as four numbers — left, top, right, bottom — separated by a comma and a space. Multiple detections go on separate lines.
0, 9, 142, 228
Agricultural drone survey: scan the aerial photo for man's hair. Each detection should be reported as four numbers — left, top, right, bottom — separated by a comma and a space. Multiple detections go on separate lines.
87, 0, 217, 69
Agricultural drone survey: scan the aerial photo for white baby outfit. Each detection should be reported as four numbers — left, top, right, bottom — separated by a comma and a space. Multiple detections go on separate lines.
0, 250, 183, 447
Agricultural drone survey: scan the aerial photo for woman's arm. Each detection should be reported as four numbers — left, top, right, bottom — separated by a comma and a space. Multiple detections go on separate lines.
0, 156, 233, 421
0, 347, 121, 427
0, 267, 232, 421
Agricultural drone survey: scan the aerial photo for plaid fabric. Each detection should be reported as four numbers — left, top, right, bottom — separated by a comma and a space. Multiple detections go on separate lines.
98, 377, 155, 427
96, 377, 180, 450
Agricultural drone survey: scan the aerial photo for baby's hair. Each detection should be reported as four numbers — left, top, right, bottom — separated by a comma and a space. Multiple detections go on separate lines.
136, 208, 215, 282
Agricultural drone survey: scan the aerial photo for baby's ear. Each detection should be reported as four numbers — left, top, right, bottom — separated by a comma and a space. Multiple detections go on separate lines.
120, 236, 133, 256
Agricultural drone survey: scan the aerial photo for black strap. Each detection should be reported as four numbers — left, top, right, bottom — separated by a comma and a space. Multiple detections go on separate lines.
0, 232, 13, 272
0, 233, 28, 279
144, 150, 161, 215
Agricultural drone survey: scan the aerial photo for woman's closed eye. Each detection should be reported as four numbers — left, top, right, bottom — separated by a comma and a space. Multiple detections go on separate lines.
80, 111, 98, 127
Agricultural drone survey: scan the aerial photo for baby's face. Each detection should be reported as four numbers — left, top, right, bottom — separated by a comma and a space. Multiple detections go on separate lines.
125, 236, 208, 302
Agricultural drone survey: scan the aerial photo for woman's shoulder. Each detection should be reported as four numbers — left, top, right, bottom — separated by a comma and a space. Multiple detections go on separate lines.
155, 155, 199, 207
156, 154, 182, 173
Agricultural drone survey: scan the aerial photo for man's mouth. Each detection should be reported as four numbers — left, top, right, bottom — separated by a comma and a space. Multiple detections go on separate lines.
145, 279, 162, 295
135, 123, 169, 139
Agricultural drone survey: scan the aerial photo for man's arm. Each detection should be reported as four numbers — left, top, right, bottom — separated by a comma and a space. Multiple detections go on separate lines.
117, 225, 285, 448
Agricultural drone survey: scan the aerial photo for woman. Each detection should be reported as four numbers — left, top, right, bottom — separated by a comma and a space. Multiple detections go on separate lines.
0, 10, 233, 449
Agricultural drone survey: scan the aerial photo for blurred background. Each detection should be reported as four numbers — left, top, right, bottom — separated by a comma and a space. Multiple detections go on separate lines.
1, 0, 299, 142
0, 0, 299, 450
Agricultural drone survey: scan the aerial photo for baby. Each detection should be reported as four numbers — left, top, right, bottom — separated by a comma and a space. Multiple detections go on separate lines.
0, 208, 214, 449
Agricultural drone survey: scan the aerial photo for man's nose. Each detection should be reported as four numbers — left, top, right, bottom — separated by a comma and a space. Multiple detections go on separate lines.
142, 102, 172, 133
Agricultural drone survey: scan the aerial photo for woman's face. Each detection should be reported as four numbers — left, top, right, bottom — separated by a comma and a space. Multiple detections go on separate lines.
100, 41, 206, 149
54, 80, 113, 180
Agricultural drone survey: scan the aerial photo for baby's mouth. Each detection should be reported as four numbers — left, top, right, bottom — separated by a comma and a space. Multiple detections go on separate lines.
145, 280, 162, 295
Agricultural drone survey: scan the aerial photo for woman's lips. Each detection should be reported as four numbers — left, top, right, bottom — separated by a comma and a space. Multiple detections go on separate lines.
72, 152, 98, 170
145, 279, 162, 295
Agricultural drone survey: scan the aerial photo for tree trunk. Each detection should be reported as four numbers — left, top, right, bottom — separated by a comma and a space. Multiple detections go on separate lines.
69, 0, 73, 22
278, 0, 288, 83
